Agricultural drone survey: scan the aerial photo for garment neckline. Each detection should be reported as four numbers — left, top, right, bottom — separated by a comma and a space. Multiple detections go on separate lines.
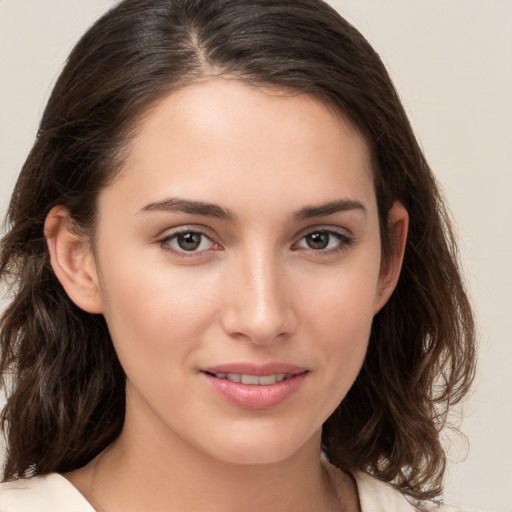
49, 473, 97, 509
51, 468, 414, 512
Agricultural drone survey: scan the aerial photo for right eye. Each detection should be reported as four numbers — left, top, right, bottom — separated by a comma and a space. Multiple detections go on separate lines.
160, 230, 219, 255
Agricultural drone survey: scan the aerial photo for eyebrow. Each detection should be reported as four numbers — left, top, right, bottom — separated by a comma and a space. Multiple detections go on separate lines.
138, 196, 366, 221
138, 197, 234, 219
293, 198, 366, 221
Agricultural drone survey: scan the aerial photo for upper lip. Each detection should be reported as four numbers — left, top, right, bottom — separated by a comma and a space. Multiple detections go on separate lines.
201, 362, 308, 376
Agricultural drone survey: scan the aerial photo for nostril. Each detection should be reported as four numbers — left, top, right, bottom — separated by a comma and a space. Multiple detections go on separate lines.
218, 263, 297, 344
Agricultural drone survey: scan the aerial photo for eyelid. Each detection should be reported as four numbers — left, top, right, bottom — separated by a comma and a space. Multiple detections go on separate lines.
292, 226, 354, 253
155, 224, 354, 257
157, 226, 223, 257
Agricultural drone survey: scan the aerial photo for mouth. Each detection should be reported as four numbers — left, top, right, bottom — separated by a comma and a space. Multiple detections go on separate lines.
204, 372, 293, 386
200, 363, 309, 409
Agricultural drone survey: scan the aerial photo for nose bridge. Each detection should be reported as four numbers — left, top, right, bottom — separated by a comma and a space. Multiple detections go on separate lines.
221, 245, 295, 344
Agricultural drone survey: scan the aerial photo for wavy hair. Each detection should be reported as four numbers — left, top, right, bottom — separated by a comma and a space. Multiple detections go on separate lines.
0, 0, 476, 500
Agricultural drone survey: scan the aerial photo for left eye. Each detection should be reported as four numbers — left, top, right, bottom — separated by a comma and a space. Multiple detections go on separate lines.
162, 231, 216, 253
295, 230, 347, 251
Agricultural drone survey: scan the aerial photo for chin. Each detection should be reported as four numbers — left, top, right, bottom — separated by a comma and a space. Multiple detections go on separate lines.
195, 420, 320, 466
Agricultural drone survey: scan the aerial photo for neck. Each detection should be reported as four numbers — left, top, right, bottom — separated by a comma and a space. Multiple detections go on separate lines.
66, 393, 354, 512
88, 433, 336, 512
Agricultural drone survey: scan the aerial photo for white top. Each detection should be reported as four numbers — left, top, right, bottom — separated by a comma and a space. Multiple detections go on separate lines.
0, 473, 94, 511
0, 471, 474, 511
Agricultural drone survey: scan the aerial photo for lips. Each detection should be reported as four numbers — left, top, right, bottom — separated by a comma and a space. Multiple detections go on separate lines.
211, 373, 290, 385
201, 363, 308, 409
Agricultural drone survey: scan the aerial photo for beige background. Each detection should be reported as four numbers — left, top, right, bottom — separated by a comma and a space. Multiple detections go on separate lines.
1, 1, 511, 510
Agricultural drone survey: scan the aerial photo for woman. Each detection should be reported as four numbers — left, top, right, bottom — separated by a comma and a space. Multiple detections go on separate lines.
0, 0, 476, 510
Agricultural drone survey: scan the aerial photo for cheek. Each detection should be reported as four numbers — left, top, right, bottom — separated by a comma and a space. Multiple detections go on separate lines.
298, 260, 380, 388
97, 253, 220, 376
301, 252, 380, 332
316, 286, 374, 370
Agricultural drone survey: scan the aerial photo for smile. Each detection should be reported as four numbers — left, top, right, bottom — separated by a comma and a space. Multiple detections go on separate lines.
201, 365, 309, 409
211, 373, 290, 385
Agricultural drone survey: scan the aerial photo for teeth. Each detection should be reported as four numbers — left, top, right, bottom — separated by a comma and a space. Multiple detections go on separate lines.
241, 374, 260, 385
214, 373, 290, 385
258, 375, 278, 385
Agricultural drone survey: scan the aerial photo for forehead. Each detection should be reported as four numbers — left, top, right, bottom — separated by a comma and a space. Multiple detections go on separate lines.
103, 78, 376, 217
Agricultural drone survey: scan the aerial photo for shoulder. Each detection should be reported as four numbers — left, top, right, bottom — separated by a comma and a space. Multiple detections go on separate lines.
352, 471, 481, 512
0, 473, 95, 512
353, 470, 416, 511
414, 501, 483, 512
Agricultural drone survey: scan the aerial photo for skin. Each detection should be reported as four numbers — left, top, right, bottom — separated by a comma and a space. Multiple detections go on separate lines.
45, 78, 408, 512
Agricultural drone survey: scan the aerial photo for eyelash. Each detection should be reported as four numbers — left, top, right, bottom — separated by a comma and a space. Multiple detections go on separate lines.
159, 228, 220, 258
158, 227, 353, 258
293, 229, 354, 255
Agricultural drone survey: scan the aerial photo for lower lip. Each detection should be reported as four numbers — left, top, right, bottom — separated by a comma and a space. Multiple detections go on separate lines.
202, 372, 308, 410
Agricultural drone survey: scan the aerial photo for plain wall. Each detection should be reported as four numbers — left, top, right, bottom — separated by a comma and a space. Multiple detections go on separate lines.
1, 1, 511, 510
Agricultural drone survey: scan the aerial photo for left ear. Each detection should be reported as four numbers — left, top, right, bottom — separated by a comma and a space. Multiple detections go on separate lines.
374, 201, 409, 314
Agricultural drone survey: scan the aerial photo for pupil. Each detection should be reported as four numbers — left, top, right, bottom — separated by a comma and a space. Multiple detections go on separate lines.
178, 232, 201, 251
307, 232, 329, 249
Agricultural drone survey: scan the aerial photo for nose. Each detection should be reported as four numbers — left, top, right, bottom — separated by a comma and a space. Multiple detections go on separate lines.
219, 250, 297, 345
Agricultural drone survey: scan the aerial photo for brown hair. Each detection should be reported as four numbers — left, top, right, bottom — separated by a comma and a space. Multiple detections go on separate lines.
0, 0, 475, 500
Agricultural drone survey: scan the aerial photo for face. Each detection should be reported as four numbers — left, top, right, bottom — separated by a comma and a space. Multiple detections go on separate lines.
84, 79, 401, 465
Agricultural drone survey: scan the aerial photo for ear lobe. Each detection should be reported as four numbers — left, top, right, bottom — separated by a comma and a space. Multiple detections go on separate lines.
45, 206, 103, 314
374, 201, 409, 314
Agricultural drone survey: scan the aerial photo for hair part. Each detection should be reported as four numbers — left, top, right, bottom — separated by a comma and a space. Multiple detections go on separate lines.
0, 0, 476, 500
